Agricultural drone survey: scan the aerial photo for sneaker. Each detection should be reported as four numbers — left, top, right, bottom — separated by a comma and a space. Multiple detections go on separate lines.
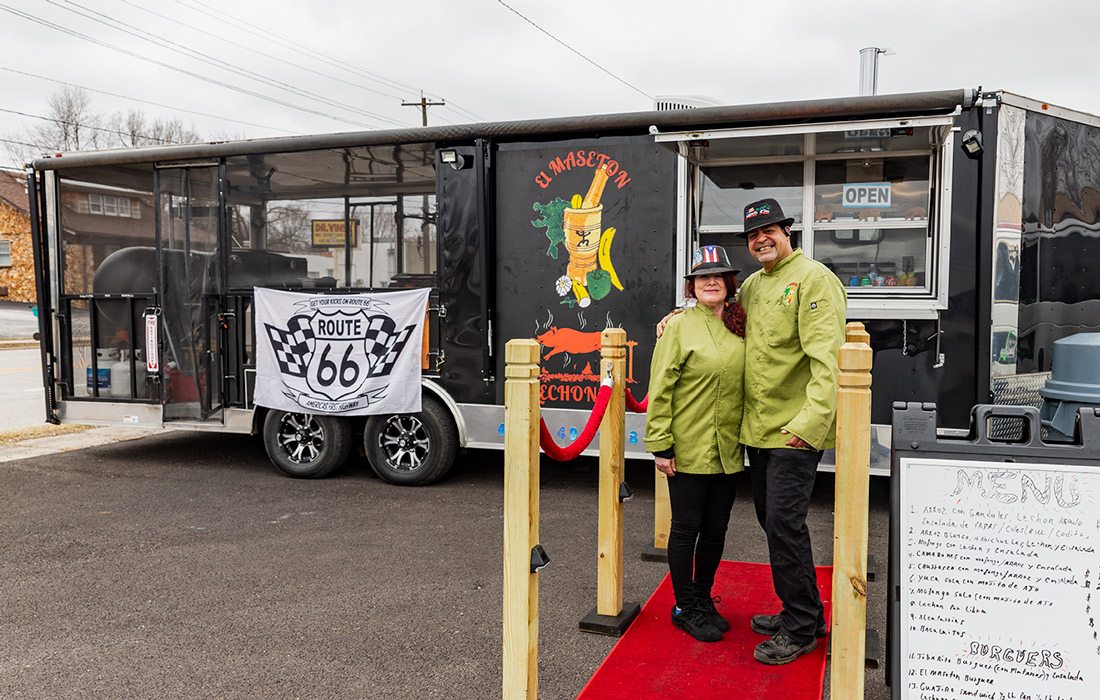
753, 632, 818, 665
750, 613, 827, 638
671, 604, 723, 642
696, 595, 730, 633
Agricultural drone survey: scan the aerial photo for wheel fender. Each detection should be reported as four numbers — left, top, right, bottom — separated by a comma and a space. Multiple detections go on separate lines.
421, 378, 466, 447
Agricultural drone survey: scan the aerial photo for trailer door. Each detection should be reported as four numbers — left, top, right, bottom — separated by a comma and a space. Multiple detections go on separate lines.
155, 164, 225, 422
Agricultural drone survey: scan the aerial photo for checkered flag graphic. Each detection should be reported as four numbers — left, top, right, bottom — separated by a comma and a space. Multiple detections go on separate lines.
264, 315, 315, 378
362, 315, 415, 378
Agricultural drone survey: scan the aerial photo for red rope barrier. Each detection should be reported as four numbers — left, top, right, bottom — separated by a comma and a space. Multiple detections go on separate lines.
625, 388, 648, 413
539, 381, 613, 461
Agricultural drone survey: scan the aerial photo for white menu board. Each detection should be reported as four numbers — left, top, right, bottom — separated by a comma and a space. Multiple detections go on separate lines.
900, 456, 1100, 699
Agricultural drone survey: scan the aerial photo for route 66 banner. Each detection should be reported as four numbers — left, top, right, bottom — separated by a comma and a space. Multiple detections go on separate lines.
253, 287, 430, 415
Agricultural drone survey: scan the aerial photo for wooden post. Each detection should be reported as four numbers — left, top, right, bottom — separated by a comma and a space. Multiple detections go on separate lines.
830, 321, 873, 700
641, 468, 671, 562
598, 328, 626, 616
579, 328, 641, 635
654, 469, 671, 549
503, 339, 541, 700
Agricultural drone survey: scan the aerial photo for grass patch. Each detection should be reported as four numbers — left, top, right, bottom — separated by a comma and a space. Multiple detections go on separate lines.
0, 423, 93, 446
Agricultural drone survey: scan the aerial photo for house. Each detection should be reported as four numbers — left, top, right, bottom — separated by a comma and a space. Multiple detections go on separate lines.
0, 169, 33, 302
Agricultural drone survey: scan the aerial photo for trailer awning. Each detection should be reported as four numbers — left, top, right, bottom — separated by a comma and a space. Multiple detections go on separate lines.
653, 113, 958, 164
30, 90, 974, 172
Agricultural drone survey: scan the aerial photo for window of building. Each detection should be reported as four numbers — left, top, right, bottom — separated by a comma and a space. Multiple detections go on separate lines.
0, 239, 11, 267
87, 193, 137, 218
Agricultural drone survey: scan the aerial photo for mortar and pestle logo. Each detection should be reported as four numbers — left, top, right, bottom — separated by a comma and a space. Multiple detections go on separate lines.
564, 165, 608, 285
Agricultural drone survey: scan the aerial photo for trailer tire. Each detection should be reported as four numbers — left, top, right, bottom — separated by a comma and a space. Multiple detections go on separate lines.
263, 410, 353, 479
363, 397, 457, 486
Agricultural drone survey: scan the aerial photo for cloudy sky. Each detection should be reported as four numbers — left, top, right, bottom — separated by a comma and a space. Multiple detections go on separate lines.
1, 0, 1097, 168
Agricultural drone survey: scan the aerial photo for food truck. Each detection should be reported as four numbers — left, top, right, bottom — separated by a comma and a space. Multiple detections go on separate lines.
25, 89, 1100, 483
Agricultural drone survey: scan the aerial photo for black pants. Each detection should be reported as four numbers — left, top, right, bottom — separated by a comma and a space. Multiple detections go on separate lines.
666, 472, 738, 610
746, 447, 825, 644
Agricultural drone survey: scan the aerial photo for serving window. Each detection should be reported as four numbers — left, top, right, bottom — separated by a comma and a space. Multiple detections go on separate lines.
672, 116, 955, 316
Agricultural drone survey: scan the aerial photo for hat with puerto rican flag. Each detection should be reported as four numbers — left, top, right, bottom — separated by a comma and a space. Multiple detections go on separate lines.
686, 244, 739, 277
739, 197, 796, 236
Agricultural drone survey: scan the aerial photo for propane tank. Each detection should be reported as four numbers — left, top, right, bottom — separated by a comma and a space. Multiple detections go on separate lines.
88, 347, 118, 394
109, 350, 131, 398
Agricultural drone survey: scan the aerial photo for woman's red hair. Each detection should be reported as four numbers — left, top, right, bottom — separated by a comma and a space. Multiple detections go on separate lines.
684, 272, 747, 337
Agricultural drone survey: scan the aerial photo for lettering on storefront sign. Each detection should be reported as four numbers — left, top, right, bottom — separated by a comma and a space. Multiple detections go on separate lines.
311, 219, 360, 247
842, 182, 891, 208
534, 150, 631, 190
844, 128, 892, 139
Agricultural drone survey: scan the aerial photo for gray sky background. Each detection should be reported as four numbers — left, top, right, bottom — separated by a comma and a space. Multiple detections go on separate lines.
1, 0, 1097, 168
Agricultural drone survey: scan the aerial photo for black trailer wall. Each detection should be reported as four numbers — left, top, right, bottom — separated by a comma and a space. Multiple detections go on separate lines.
1018, 111, 1100, 371
492, 136, 677, 407
860, 108, 985, 430
437, 142, 495, 404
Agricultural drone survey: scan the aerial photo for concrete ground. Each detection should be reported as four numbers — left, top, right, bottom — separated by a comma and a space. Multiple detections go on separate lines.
0, 433, 892, 699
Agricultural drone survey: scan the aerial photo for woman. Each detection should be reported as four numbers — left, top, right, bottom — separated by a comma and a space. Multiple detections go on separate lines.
645, 245, 746, 643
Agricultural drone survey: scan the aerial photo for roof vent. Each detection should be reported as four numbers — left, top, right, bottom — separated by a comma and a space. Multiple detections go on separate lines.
653, 95, 721, 112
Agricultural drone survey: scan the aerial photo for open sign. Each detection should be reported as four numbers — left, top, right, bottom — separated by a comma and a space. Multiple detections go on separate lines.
842, 182, 891, 208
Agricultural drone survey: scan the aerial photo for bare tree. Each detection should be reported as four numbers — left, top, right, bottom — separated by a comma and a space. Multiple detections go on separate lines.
43, 86, 106, 151
266, 203, 314, 253
3, 87, 203, 164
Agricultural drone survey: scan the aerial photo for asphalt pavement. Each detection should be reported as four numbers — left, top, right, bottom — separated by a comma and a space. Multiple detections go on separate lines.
0, 434, 893, 700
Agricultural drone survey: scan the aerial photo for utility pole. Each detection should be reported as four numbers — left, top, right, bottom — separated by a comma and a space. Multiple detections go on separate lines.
402, 93, 446, 126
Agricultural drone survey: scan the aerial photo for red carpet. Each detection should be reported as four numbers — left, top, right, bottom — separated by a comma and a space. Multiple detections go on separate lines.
578, 561, 832, 700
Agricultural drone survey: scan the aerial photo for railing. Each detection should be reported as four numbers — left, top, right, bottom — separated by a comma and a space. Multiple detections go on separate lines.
501, 322, 873, 699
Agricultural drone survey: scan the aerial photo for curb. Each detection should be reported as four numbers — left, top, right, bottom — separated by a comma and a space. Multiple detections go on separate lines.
0, 340, 39, 350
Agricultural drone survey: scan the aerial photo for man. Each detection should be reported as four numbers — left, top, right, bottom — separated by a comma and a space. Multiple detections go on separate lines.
737, 198, 847, 665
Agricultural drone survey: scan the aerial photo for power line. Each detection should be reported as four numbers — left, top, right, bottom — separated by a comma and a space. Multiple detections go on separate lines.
0, 135, 49, 150
0, 106, 183, 145
116, 0, 418, 108
176, 0, 418, 94
496, 0, 653, 101
0, 3, 377, 128
50, 0, 408, 128
173, 0, 484, 122
0, 66, 299, 135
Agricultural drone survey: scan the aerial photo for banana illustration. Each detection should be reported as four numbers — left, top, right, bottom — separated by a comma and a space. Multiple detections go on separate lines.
571, 280, 591, 307
598, 226, 624, 291
571, 194, 583, 208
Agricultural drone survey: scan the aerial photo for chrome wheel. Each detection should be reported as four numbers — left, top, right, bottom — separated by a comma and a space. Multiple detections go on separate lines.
277, 413, 325, 464
377, 415, 430, 472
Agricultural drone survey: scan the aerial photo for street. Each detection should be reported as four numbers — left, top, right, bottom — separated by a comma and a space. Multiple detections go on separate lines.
0, 301, 40, 340
0, 431, 894, 700
0, 347, 47, 433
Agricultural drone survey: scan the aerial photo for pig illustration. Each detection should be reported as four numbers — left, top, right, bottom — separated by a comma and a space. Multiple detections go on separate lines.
536, 326, 602, 359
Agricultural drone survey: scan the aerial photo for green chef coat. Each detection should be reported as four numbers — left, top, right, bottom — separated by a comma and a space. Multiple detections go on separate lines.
644, 302, 745, 474
739, 248, 847, 451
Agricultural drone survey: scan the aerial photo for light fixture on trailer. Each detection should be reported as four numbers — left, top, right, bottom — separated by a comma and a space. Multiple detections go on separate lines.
439, 149, 466, 170
961, 130, 983, 158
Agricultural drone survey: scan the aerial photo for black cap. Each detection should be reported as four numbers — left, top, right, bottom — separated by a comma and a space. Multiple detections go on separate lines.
740, 197, 795, 236
685, 245, 739, 277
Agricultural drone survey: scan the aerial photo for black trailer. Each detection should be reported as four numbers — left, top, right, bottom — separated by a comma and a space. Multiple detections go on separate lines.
26, 89, 1100, 483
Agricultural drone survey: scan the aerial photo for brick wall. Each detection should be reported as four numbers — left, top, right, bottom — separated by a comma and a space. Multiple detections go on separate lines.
0, 202, 35, 303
